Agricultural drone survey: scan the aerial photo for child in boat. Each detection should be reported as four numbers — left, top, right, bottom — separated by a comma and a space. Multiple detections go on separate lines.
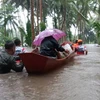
14, 38, 27, 56
14, 38, 27, 65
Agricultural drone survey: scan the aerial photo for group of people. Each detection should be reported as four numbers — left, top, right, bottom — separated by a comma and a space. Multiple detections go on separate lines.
0, 36, 70, 74
0, 38, 27, 74
0, 36, 87, 74
39, 36, 87, 58
72, 39, 88, 55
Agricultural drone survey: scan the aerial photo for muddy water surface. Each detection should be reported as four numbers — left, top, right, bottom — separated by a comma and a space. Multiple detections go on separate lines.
0, 44, 100, 100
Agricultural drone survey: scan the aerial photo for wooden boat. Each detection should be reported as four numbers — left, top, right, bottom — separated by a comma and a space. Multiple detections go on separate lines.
19, 51, 75, 74
76, 50, 88, 55
76, 51, 85, 55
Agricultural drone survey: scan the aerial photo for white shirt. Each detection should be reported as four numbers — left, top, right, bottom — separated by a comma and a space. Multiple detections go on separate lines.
15, 46, 27, 56
62, 43, 73, 53
77, 45, 87, 51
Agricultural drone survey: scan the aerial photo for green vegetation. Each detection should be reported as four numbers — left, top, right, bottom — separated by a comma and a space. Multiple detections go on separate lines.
0, 0, 99, 46
93, 22, 100, 44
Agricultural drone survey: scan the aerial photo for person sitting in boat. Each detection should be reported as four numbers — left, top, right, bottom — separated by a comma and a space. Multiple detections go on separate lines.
40, 36, 69, 58
0, 40, 24, 74
14, 38, 28, 66
76, 39, 88, 55
14, 38, 27, 56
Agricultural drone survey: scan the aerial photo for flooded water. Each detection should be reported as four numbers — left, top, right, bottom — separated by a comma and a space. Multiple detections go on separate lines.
0, 44, 100, 100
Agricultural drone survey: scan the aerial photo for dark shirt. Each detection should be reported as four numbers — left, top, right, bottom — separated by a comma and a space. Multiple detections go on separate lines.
40, 36, 65, 57
0, 50, 24, 74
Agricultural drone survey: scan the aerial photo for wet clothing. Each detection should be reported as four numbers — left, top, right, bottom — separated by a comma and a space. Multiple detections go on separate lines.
0, 50, 24, 74
40, 36, 65, 57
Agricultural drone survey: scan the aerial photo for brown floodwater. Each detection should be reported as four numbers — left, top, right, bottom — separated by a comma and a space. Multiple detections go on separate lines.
0, 44, 100, 100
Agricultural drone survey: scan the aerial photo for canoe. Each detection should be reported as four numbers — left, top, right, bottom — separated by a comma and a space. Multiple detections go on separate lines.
19, 51, 75, 74
76, 51, 85, 55
76, 50, 88, 55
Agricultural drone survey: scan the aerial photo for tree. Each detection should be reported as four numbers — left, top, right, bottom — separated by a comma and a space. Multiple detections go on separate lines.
93, 22, 100, 44
2, 0, 100, 44
0, 3, 19, 37
30, 0, 35, 41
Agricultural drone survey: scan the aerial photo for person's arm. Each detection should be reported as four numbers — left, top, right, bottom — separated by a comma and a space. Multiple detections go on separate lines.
9, 56, 24, 72
31, 47, 39, 53
51, 38, 65, 52
52, 39, 70, 55
22, 47, 27, 53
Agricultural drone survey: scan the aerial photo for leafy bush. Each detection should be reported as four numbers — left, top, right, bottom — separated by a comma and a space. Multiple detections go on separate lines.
40, 22, 46, 31
93, 22, 100, 44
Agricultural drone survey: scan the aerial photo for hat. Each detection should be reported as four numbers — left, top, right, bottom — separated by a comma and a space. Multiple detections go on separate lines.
78, 39, 82, 43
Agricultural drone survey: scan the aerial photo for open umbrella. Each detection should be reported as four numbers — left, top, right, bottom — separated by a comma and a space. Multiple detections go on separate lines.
33, 29, 66, 46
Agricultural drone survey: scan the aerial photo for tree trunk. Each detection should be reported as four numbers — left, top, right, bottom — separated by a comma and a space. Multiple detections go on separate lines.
30, 0, 35, 41
39, 0, 42, 22
36, 0, 39, 35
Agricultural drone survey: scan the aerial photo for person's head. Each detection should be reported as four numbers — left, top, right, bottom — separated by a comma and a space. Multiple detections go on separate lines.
14, 38, 21, 46
75, 40, 78, 43
5, 40, 15, 55
77, 39, 82, 45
